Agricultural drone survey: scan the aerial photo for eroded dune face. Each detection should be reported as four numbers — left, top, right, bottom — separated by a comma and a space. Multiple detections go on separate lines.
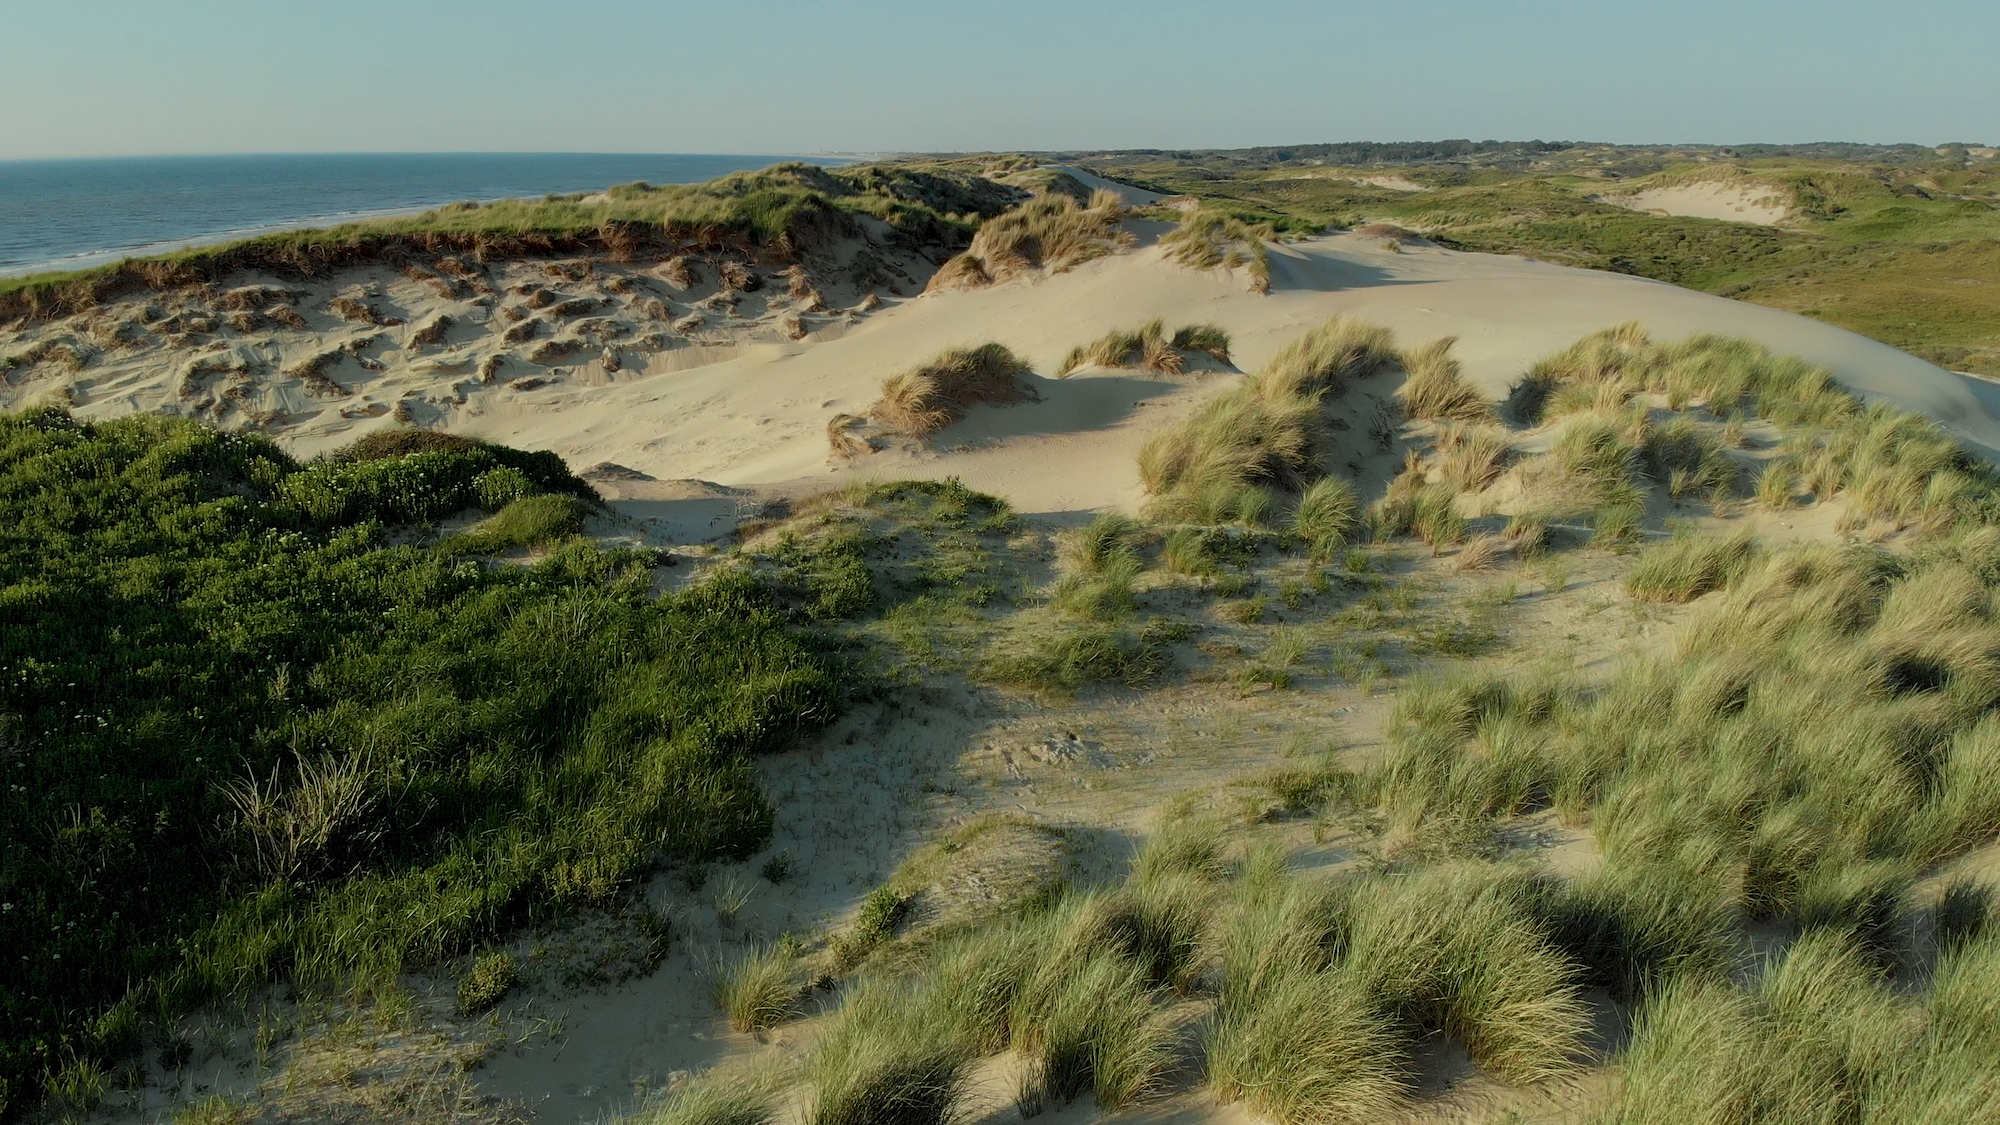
7, 228, 1993, 518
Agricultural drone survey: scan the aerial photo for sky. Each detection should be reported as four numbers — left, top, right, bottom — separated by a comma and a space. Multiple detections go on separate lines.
2, 0, 1995, 159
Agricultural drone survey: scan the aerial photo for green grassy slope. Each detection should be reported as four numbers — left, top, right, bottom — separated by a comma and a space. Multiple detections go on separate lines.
0, 416, 842, 1113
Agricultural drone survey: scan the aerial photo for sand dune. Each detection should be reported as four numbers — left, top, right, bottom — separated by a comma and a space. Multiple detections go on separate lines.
11, 222, 1992, 526
1607, 180, 1790, 225
1042, 164, 1167, 206
466, 231, 2000, 518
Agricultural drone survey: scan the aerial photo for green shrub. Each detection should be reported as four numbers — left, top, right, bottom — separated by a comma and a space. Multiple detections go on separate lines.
444, 493, 590, 554
456, 951, 518, 1015
475, 465, 536, 510
0, 412, 836, 1105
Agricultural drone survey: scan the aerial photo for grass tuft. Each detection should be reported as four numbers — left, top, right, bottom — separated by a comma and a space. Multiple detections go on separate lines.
871, 343, 1038, 436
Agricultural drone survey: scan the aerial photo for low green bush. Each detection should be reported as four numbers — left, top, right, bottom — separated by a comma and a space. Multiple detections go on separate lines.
456, 951, 518, 1015
0, 411, 841, 1106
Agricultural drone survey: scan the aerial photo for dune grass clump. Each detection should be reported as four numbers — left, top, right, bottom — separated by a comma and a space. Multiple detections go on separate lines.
1510, 325, 2000, 531
1291, 476, 1359, 559
1050, 513, 1144, 620
635, 1067, 779, 1125
808, 977, 975, 1125
1621, 528, 1759, 602
926, 192, 1130, 293
1592, 927, 2000, 1124
1373, 463, 1466, 554
715, 944, 803, 1033
1161, 208, 1275, 293
1139, 317, 1395, 522
982, 619, 1173, 692
1430, 422, 1513, 491
870, 343, 1038, 437
1399, 337, 1493, 422
1056, 319, 1231, 376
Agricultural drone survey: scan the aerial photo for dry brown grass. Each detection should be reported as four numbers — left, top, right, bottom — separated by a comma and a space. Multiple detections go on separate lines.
1453, 532, 1512, 571
527, 338, 578, 365
502, 320, 538, 344
827, 413, 873, 459
1432, 423, 1514, 491
1400, 337, 1494, 422
658, 257, 694, 289
409, 315, 453, 349
217, 285, 298, 311
718, 260, 757, 293
403, 266, 459, 300
328, 296, 380, 325
283, 351, 345, 398
926, 194, 1129, 293
870, 343, 1038, 436
477, 354, 503, 383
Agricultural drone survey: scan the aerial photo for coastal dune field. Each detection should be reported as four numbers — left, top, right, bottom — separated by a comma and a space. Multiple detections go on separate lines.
9, 157, 2000, 1125
6, 210, 1994, 524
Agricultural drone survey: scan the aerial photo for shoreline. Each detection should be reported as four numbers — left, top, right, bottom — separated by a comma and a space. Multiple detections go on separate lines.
0, 152, 858, 282
0, 203, 443, 280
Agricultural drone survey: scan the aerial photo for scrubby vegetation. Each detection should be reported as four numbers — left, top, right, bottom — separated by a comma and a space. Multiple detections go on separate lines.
643, 315, 2000, 1122
1, 161, 1027, 323
869, 342, 1039, 436
0, 412, 843, 1112
925, 189, 1131, 293
1139, 315, 1396, 523
1160, 208, 1278, 293
1056, 319, 1231, 376
1087, 145, 2000, 374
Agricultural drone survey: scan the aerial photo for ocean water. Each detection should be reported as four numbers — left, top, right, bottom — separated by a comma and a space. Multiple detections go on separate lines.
0, 152, 846, 278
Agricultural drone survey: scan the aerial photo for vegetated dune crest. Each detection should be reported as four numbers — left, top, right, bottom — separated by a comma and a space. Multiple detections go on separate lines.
1041, 164, 1168, 206
1604, 179, 1792, 225
452, 230, 2000, 519
14, 227, 1994, 524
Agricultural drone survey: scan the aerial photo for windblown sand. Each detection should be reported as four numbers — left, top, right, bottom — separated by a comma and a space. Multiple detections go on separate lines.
1609, 180, 1791, 225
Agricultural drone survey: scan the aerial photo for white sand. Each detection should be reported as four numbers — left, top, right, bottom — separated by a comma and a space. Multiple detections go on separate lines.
1356, 174, 1429, 193
12, 223, 1995, 524
451, 231, 2000, 515
1609, 181, 1790, 225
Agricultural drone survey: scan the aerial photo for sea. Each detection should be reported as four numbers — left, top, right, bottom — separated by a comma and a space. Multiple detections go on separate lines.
0, 152, 850, 278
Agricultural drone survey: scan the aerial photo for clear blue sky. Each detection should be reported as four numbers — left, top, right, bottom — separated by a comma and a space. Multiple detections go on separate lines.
3, 0, 1994, 159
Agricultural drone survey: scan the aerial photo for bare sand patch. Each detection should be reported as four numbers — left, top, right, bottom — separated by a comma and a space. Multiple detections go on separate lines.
1608, 181, 1791, 225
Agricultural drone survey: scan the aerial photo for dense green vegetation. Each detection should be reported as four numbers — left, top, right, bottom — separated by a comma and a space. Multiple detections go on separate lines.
1090, 147, 2000, 374
0, 414, 843, 1114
